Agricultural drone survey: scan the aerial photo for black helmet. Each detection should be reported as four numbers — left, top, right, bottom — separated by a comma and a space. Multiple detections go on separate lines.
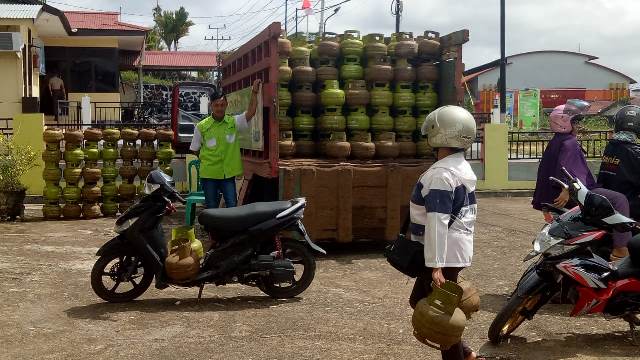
210, 86, 225, 101
614, 105, 640, 135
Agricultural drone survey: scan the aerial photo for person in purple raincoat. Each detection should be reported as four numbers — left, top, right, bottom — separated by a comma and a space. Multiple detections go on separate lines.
532, 101, 631, 261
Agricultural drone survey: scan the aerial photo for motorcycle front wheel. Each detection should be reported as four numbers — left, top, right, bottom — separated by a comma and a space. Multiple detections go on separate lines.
260, 241, 316, 299
90, 252, 153, 303
488, 293, 546, 345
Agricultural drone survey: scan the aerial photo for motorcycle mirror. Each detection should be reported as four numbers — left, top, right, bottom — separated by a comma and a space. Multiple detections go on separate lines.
561, 167, 575, 181
549, 176, 569, 189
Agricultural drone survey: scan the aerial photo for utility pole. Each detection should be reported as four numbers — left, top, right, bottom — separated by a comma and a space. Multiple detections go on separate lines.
318, 0, 325, 35
285, 0, 288, 34
499, 0, 506, 123
205, 25, 231, 86
391, 0, 402, 33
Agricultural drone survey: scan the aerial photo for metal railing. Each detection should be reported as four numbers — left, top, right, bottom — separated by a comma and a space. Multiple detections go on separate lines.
472, 112, 491, 125
465, 135, 483, 161
53, 101, 171, 130
0, 118, 11, 138
508, 130, 612, 159
462, 112, 490, 161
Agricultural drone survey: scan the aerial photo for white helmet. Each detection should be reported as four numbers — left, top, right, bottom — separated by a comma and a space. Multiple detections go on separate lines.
421, 105, 477, 150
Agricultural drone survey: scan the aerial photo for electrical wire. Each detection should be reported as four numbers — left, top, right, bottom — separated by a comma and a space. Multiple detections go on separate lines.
285, 0, 348, 37
222, 1, 284, 51
46, 0, 297, 19
219, 0, 280, 38
286, 0, 322, 37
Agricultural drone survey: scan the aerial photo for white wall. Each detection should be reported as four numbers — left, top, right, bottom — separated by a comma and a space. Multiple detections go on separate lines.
477, 52, 631, 90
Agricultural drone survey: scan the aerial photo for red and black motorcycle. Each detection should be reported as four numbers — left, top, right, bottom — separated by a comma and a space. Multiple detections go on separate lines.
488, 168, 640, 345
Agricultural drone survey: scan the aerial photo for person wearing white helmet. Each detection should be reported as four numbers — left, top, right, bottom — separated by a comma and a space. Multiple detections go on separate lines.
408, 105, 480, 360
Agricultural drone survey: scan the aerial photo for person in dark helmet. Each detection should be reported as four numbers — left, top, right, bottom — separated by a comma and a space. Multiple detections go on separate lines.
190, 79, 261, 208
598, 105, 640, 222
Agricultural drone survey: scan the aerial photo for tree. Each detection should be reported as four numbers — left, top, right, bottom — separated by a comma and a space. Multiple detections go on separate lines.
172, 7, 195, 50
154, 10, 176, 51
145, 28, 164, 51
146, 4, 165, 51
152, 5, 194, 51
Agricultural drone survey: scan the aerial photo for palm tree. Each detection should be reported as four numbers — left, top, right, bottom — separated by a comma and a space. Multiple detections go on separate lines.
154, 10, 176, 51
172, 7, 195, 51
145, 28, 164, 51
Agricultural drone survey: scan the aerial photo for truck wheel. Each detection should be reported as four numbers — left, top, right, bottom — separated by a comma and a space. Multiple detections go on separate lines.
260, 241, 316, 299
91, 252, 153, 303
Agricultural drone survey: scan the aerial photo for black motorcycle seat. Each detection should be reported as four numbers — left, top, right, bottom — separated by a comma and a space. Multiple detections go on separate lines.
614, 257, 640, 280
198, 201, 293, 232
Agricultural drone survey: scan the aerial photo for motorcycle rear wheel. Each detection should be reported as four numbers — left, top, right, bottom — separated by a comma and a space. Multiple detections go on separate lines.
260, 241, 316, 299
488, 293, 545, 344
91, 252, 153, 303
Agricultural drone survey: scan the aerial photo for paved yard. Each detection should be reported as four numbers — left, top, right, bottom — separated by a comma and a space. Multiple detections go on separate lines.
0, 197, 637, 359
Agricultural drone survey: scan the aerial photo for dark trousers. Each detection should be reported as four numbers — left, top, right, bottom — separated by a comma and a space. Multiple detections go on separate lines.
410, 267, 472, 360
201, 178, 237, 209
52, 89, 65, 117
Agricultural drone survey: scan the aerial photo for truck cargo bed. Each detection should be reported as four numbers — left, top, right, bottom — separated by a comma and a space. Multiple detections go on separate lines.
278, 159, 434, 242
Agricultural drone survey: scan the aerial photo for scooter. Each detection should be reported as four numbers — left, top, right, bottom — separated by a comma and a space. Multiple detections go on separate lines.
488, 167, 640, 345
91, 170, 325, 303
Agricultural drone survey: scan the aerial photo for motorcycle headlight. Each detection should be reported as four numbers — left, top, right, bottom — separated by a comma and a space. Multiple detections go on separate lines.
532, 225, 576, 257
533, 225, 562, 253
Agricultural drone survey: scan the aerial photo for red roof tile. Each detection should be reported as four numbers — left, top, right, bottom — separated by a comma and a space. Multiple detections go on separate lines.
64, 11, 149, 31
139, 51, 217, 69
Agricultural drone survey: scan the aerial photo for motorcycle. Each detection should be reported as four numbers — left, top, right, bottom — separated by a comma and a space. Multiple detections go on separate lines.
90, 170, 325, 303
488, 167, 640, 345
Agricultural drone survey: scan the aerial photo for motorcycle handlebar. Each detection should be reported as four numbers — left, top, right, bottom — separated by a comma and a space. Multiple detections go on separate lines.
173, 192, 186, 204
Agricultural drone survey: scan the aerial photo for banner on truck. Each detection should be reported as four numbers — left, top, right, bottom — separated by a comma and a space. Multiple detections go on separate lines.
226, 86, 264, 151
518, 88, 540, 130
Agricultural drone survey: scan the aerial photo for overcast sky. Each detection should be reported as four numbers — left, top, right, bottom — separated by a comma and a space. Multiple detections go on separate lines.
49, 0, 640, 85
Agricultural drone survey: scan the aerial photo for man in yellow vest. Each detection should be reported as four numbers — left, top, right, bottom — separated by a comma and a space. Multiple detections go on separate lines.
190, 79, 261, 208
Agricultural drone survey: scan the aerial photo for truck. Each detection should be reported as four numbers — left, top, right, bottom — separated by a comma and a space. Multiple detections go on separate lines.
217, 22, 470, 243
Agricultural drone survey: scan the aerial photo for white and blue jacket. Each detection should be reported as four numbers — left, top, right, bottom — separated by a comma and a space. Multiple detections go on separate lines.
409, 152, 477, 268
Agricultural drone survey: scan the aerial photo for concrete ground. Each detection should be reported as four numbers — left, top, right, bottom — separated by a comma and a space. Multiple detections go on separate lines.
0, 197, 638, 360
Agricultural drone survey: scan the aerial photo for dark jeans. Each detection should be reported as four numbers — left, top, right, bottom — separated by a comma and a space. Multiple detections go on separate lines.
410, 267, 472, 360
201, 178, 237, 209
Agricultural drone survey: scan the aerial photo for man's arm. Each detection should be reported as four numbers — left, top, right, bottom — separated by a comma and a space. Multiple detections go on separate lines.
189, 126, 202, 157
244, 79, 262, 122
422, 179, 454, 269
420, 170, 455, 286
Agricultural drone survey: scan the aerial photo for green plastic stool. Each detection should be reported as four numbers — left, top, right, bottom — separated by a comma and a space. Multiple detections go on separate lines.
184, 159, 205, 226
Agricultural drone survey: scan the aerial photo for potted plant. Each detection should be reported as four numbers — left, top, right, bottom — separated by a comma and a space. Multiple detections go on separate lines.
0, 135, 38, 221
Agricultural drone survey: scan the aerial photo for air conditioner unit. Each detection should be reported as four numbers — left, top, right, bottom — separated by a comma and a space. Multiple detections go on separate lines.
0, 32, 23, 52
